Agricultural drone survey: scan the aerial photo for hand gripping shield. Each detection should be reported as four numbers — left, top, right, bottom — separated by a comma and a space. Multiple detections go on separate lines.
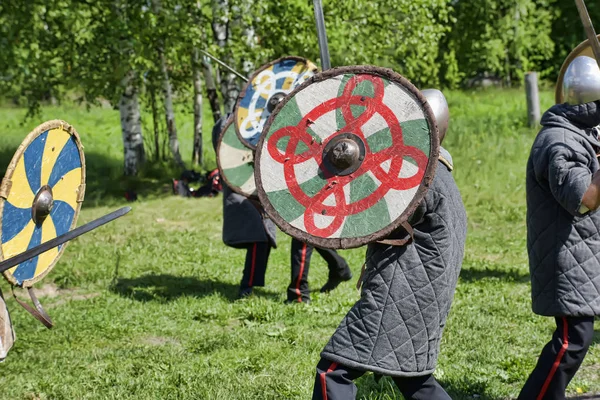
255, 66, 439, 249
235, 56, 319, 148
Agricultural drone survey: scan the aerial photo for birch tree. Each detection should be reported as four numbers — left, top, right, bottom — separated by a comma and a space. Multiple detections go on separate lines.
212, 0, 240, 114
152, 0, 185, 168
192, 48, 204, 166
120, 72, 146, 174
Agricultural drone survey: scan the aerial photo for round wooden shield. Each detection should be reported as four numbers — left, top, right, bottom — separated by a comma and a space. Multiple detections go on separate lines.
555, 34, 600, 103
217, 118, 257, 198
235, 56, 319, 148
255, 66, 439, 249
0, 120, 86, 287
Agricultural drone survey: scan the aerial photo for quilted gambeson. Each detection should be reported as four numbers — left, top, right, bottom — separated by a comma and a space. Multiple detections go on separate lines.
321, 151, 467, 376
527, 102, 600, 317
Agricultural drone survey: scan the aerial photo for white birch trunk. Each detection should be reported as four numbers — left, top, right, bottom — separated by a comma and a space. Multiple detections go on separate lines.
212, 0, 239, 114
159, 50, 185, 167
192, 48, 203, 167
239, 0, 256, 76
119, 72, 145, 176
202, 57, 222, 123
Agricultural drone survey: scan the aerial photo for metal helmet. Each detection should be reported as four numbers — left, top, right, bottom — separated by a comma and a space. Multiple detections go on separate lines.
422, 89, 449, 144
563, 56, 600, 105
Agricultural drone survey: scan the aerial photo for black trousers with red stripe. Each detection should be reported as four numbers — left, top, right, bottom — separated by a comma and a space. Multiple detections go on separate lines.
518, 316, 595, 400
312, 358, 450, 400
287, 238, 347, 302
240, 242, 271, 289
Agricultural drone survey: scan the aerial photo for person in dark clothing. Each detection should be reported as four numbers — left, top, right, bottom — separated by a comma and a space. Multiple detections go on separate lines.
312, 89, 467, 400
286, 238, 353, 304
518, 55, 600, 400
212, 116, 277, 298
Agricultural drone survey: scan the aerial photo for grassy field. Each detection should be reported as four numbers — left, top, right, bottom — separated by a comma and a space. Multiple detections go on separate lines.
0, 89, 598, 399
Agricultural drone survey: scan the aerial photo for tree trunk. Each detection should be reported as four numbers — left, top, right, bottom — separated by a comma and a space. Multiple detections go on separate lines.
119, 72, 146, 176
149, 81, 160, 162
212, 0, 239, 114
202, 57, 222, 123
153, 0, 184, 168
159, 47, 185, 168
238, 0, 257, 76
192, 48, 204, 167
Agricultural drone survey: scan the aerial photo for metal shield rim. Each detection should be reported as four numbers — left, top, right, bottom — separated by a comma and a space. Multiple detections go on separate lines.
254, 65, 440, 250
216, 116, 258, 199
234, 55, 319, 149
555, 34, 600, 104
0, 119, 86, 287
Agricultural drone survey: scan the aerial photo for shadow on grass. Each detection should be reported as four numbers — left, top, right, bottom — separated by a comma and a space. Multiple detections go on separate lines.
459, 266, 529, 283
355, 374, 505, 400
110, 273, 279, 303
0, 147, 185, 207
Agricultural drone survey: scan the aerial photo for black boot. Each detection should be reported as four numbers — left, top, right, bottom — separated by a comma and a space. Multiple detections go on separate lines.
320, 261, 353, 293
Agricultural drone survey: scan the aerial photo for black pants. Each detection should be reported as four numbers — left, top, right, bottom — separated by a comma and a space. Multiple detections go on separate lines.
312, 358, 450, 400
240, 242, 271, 289
287, 238, 347, 302
518, 316, 595, 400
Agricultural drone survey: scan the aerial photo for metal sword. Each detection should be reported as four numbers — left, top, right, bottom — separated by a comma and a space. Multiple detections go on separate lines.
575, 0, 600, 67
0, 206, 132, 274
200, 50, 249, 82
313, 0, 331, 71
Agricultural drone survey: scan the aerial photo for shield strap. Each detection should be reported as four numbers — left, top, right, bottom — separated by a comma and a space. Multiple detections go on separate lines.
12, 287, 53, 329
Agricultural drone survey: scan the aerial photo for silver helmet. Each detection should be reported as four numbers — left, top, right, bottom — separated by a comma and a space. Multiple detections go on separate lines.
422, 89, 449, 144
563, 56, 600, 105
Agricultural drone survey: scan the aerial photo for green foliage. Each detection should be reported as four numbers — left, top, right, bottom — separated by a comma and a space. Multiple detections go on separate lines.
448, 0, 556, 85
252, 0, 454, 87
0, 90, 599, 399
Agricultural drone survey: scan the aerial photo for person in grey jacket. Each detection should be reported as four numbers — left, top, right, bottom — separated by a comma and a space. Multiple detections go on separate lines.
518, 55, 600, 400
312, 89, 467, 400
212, 116, 277, 298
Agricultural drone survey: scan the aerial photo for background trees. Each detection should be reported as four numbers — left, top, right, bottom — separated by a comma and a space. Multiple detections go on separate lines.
0, 0, 596, 175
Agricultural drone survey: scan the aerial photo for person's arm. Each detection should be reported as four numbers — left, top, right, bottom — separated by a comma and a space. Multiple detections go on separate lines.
546, 143, 594, 216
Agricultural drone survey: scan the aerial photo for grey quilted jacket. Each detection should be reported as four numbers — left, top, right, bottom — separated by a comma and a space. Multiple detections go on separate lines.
321, 151, 467, 376
526, 102, 600, 317
211, 117, 277, 248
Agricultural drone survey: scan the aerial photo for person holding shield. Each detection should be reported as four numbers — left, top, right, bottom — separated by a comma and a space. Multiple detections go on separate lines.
312, 89, 467, 400
212, 116, 276, 298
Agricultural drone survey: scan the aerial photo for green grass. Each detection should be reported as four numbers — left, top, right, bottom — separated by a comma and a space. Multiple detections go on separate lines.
0, 89, 599, 399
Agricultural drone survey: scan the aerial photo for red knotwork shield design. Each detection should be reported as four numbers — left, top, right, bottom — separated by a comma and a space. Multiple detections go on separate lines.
255, 66, 439, 249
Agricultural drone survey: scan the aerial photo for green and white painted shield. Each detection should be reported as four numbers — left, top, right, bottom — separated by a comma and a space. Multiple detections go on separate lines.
255, 66, 439, 249
216, 118, 257, 198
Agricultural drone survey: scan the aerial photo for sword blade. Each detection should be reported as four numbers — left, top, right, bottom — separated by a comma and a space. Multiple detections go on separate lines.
313, 0, 331, 71
200, 50, 248, 82
575, 0, 600, 66
0, 207, 132, 274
